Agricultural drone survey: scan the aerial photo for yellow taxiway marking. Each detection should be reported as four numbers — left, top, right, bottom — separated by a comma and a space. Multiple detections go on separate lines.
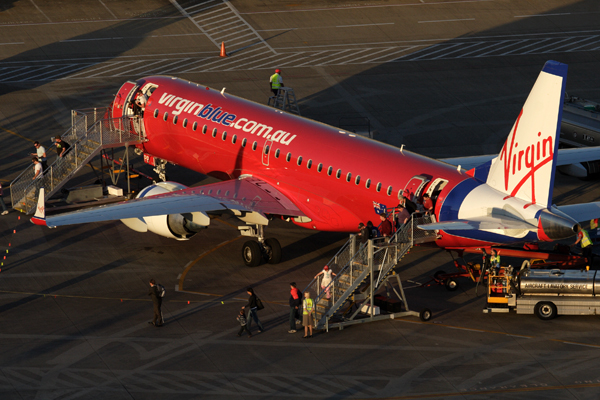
0, 125, 34, 143
178, 234, 243, 292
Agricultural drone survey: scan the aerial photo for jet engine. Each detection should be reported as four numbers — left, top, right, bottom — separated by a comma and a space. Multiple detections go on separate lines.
120, 182, 210, 240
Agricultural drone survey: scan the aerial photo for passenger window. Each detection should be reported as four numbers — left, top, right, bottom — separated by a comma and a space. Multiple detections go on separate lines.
286, 153, 291, 162
242, 138, 247, 147
387, 186, 392, 196
202, 125, 207, 134
307, 159, 312, 169
173, 115, 178, 125
252, 141, 257, 151
264, 145, 270, 154
154, 109, 159, 118
182, 118, 188, 128
275, 149, 280, 158
355, 175, 360, 185
297, 156, 303, 166
327, 166, 333, 176
317, 163, 323, 173
232, 134, 237, 144
376, 182, 382, 192
336, 169, 341, 179
346, 172, 351, 182
222, 131, 227, 141
163, 112, 168, 121
212, 128, 217, 138
366, 179, 371, 189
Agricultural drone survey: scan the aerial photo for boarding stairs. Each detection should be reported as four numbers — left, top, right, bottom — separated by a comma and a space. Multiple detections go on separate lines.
10, 109, 146, 214
304, 214, 437, 331
268, 87, 301, 115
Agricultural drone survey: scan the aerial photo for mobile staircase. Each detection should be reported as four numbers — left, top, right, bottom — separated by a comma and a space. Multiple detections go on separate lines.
304, 214, 437, 331
268, 87, 301, 115
10, 109, 145, 214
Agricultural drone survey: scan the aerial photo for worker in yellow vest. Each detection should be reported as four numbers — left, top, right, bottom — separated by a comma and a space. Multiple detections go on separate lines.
270, 69, 283, 97
574, 225, 593, 266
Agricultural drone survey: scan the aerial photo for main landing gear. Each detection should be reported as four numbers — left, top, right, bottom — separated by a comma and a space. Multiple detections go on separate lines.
239, 224, 282, 267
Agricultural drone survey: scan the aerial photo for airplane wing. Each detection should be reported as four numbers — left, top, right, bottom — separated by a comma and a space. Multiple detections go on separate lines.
555, 202, 600, 224
41, 177, 304, 228
440, 147, 600, 171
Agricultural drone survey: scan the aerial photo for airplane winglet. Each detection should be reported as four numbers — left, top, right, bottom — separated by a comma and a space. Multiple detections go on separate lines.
31, 187, 47, 226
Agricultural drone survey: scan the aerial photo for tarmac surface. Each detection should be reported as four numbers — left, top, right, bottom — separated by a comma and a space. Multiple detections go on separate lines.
1, 0, 600, 399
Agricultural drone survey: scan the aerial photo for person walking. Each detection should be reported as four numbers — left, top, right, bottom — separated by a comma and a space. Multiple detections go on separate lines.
288, 282, 302, 333
32, 158, 43, 180
55, 136, 71, 158
269, 69, 283, 97
574, 225, 594, 266
0, 183, 9, 215
236, 308, 252, 338
148, 279, 163, 327
314, 265, 336, 299
379, 214, 393, 237
242, 287, 264, 333
31, 141, 48, 171
302, 291, 314, 338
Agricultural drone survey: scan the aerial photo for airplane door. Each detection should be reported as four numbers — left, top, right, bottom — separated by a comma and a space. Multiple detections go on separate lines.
262, 139, 273, 166
402, 175, 430, 202
111, 81, 139, 119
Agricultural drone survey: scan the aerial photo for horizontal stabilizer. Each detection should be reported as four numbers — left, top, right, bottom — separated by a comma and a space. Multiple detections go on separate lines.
418, 216, 537, 232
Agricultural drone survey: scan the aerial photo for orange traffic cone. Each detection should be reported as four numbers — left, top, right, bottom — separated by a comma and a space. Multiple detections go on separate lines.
219, 42, 227, 57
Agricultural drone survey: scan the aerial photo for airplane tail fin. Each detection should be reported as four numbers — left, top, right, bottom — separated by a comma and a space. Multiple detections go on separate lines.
31, 187, 47, 226
486, 60, 567, 208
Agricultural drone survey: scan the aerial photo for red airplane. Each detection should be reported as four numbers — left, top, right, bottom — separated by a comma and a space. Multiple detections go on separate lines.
32, 61, 600, 266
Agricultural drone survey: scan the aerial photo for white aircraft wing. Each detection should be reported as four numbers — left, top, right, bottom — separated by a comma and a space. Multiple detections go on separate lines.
555, 202, 600, 224
440, 146, 600, 171
41, 177, 304, 228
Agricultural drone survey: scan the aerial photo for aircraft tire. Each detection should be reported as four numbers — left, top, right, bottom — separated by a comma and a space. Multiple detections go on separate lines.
419, 308, 432, 321
535, 301, 557, 320
264, 238, 282, 264
445, 279, 459, 291
242, 241, 262, 267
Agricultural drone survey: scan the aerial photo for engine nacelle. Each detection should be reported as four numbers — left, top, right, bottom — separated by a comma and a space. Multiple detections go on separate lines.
121, 182, 210, 240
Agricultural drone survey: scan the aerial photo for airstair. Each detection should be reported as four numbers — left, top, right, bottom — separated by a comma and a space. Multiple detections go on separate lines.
268, 87, 301, 115
304, 214, 437, 331
10, 108, 146, 214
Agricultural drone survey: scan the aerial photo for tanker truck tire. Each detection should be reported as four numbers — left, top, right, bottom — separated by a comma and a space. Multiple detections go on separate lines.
419, 309, 432, 321
535, 301, 557, 320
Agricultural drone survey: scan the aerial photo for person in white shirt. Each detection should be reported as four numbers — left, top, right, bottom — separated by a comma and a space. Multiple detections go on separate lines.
314, 265, 336, 299
0, 183, 8, 215
31, 141, 47, 171
32, 158, 43, 180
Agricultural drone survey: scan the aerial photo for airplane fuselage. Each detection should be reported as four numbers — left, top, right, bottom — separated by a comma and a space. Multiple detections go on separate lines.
112, 74, 574, 249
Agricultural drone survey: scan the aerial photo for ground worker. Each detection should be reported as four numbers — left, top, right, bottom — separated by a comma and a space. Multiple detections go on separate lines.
270, 69, 283, 96
574, 225, 593, 266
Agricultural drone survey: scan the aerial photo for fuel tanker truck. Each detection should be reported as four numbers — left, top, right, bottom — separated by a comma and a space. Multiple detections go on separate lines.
484, 267, 600, 320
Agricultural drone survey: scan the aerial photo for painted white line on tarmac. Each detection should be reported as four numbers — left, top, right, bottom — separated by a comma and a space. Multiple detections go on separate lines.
419, 18, 475, 23
0, 42, 24, 46
336, 23, 394, 28
514, 13, 572, 18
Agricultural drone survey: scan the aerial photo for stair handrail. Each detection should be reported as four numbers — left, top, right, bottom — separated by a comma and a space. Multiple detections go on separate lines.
10, 115, 144, 213
311, 213, 435, 328
302, 234, 355, 302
